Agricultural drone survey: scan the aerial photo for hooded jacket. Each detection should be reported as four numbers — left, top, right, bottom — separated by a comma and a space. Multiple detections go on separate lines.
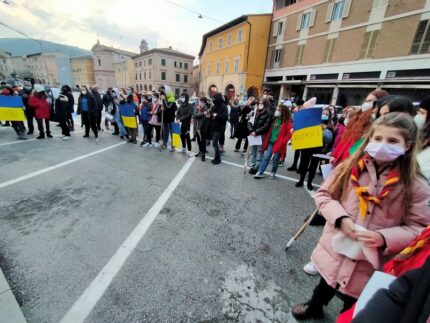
163, 91, 177, 123
176, 93, 194, 132
210, 93, 228, 132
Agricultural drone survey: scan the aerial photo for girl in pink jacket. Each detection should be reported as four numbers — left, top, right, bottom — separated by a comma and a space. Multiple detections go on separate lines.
292, 112, 430, 320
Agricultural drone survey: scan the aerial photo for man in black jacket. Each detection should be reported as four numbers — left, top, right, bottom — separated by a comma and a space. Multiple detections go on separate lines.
210, 93, 228, 165
91, 86, 104, 131
247, 98, 273, 174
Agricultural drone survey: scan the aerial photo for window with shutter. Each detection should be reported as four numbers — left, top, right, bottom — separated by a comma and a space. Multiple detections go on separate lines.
296, 14, 303, 30
359, 31, 379, 59
326, 3, 334, 23
295, 45, 305, 65
410, 20, 430, 55
273, 21, 279, 37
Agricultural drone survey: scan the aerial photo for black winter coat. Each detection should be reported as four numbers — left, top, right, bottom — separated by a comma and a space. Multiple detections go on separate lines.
77, 94, 98, 117
193, 105, 210, 134
163, 101, 177, 123
176, 103, 194, 132
210, 102, 228, 133
92, 90, 104, 112
235, 105, 251, 139
54, 93, 74, 122
247, 108, 273, 136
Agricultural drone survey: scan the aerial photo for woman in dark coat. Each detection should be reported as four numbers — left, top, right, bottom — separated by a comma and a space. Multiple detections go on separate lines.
77, 86, 98, 139
234, 97, 254, 155
55, 85, 74, 140
193, 97, 211, 161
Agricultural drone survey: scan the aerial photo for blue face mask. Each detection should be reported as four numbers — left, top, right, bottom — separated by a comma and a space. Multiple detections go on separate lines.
321, 114, 329, 121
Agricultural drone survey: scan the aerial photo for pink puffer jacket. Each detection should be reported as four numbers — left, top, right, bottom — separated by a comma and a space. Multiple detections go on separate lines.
311, 159, 430, 298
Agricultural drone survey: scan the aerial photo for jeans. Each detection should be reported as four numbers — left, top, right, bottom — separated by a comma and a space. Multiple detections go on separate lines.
229, 121, 238, 138
250, 144, 263, 170
258, 143, 281, 174
163, 122, 174, 146
212, 131, 222, 161
141, 120, 148, 142
115, 114, 127, 136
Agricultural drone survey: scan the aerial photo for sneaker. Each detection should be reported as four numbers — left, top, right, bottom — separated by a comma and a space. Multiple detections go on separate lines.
278, 161, 284, 167
240, 153, 246, 158
248, 168, 257, 175
169, 147, 175, 152
83, 134, 89, 138
60, 135, 66, 138
268, 172, 276, 179
154, 142, 159, 148
211, 159, 221, 165
140, 141, 145, 146
37, 135, 45, 139
143, 142, 151, 147
295, 181, 304, 187
160, 144, 167, 149
187, 151, 194, 157
292, 302, 323, 320
177, 148, 186, 153
303, 261, 319, 275
254, 173, 264, 179
287, 166, 297, 171
62, 136, 71, 140
234, 149, 239, 152
148, 143, 154, 147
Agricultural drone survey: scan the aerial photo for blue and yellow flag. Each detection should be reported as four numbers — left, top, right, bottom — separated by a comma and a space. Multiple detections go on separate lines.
172, 122, 181, 148
292, 108, 323, 150
0, 96, 26, 121
119, 103, 137, 128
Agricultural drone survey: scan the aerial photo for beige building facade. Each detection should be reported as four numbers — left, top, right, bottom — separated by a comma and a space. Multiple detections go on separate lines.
9, 56, 32, 79
92, 41, 137, 90
26, 52, 73, 86
114, 59, 136, 90
70, 56, 95, 88
0, 52, 14, 79
265, 0, 430, 105
132, 47, 194, 96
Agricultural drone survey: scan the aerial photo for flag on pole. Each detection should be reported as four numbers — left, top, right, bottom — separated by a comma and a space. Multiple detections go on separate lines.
292, 108, 323, 150
119, 103, 137, 128
172, 122, 181, 148
0, 96, 26, 121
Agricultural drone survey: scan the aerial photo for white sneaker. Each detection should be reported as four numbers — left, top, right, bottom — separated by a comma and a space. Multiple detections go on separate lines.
62, 136, 70, 140
187, 151, 194, 157
177, 148, 186, 153
268, 172, 275, 179
154, 142, 159, 148
169, 147, 175, 152
303, 261, 319, 275
60, 135, 66, 138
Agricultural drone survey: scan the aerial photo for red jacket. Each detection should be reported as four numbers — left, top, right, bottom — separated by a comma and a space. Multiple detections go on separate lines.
29, 95, 50, 119
262, 119, 293, 154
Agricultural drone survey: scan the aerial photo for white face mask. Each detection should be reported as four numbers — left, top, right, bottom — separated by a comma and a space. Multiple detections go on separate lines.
180, 97, 186, 103
361, 101, 373, 112
81, 90, 87, 95
365, 142, 405, 162
344, 118, 349, 126
274, 111, 281, 117
414, 114, 426, 130
153, 98, 159, 103
258, 104, 264, 110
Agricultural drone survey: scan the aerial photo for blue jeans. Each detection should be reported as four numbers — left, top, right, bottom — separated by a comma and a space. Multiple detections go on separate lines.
250, 145, 263, 170
258, 143, 281, 174
115, 114, 127, 136
163, 122, 174, 146
141, 120, 148, 141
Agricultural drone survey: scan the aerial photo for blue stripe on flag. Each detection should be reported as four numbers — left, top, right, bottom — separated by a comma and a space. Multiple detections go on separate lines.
0, 96, 24, 108
293, 108, 323, 130
119, 103, 135, 117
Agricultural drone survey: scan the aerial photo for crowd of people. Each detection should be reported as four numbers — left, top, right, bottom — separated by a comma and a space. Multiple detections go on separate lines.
1, 81, 430, 321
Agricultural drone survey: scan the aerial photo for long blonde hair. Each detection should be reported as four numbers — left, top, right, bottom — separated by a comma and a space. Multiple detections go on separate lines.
329, 112, 421, 200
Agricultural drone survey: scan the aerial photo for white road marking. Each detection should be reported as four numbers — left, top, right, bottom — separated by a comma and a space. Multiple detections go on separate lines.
60, 157, 195, 323
0, 130, 85, 146
0, 142, 126, 189
205, 156, 320, 189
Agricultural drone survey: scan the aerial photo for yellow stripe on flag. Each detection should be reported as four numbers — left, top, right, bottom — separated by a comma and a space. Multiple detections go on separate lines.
292, 125, 323, 150
121, 116, 137, 128
0, 107, 26, 121
172, 133, 181, 148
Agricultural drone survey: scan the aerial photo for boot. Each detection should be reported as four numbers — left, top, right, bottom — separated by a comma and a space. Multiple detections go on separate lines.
292, 302, 323, 320
194, 152, 201, 158
201, 154, 205, 162
46, 131, 53, 138
37, 133, 45, 139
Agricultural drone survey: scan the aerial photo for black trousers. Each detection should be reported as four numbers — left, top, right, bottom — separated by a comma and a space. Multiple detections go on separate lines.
66, 112, 74, 130
310, 277, 357, 314
212, 131, 222, 161
220, 132, 225, 146
36, 118, 50, 135
82, 111, 98, 137
235, 137, 248, 151
180, 131, 192, 151
292, 149, 301, 168
196, 132, 208, 153
59, 120, 70, 136
298, 147, 322, 185
146, 124, 161, 143
96, 114, 102, 130
25, 108, 35, 133
12, 121, 26, 136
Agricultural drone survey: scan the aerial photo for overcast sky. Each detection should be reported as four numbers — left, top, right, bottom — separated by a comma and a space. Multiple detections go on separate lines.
0, 0, 273, 59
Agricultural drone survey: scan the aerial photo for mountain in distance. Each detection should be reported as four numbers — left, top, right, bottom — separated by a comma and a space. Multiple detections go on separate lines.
0, 38, 92, 57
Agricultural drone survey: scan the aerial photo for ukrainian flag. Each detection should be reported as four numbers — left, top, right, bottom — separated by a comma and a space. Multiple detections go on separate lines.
119, 103, 137, 128
0, 96, 26, 121
171, 122, 181, 148
292, 107, 323, 150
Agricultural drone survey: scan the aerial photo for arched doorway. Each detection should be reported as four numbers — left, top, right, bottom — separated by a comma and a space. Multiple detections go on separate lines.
225, 84, 235, 99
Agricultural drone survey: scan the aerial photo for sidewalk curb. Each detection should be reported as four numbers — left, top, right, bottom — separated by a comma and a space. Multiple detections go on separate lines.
0, 268, 27, 323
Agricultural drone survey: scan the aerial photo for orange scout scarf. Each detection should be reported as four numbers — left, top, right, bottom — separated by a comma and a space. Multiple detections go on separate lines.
350, 155, 400, 219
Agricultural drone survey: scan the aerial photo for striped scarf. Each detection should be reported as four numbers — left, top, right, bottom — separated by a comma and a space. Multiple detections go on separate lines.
350, 155, 400, 219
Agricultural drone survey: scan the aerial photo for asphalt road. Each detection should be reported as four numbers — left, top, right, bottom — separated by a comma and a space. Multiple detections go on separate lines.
0, 120, 342, 323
